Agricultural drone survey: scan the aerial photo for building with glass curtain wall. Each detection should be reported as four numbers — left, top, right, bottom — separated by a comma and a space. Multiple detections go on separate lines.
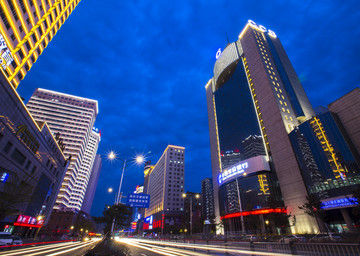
206, 20, 317, 234
0, 0, 82, 88
206, 20, 360, 234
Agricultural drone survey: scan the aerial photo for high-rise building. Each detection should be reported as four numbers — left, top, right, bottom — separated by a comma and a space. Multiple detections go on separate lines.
0, 74, 68, 236
0, 0, 82, 88
26, 88, 99, 211
201, 178, 215, 221
206, 20, 317, 234
81, 153, 102, 214
142, 145, 185, 235
328, 88, 360, 161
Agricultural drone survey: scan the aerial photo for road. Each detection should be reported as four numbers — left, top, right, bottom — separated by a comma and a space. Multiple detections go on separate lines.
0, 240, 98, 256
118, 238, 295, 256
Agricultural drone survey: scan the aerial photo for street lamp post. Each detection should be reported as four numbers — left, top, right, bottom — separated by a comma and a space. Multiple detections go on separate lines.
235, 177, 246, 234
107, 151, 144, 237
182, 193, 200, 236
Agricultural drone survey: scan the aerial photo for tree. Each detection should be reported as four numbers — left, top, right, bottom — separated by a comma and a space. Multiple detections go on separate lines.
95, 204, 132, 234
0, 170, 34, 221
267, 195, 292, 235
298, 194, 327, 232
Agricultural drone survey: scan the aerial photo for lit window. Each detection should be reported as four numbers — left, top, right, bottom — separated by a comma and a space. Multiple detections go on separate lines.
279, 100, 282, 104
287, 109, 290, 113
282, 95, 284, 99
285, 115, 288, 120
268, 70, 271, 74
279, 89, 282, 93
277, 94, 280, 98
284, 102, 287, 106
275, 87, 278, 91
282, 108, 285, 112
290, 117, 293, 121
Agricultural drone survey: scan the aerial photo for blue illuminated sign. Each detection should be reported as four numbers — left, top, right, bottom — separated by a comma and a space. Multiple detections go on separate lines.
1, 172, 9, 183
218, 162, 248, 184
322, 197, 358, 209
126, 193, 150, 208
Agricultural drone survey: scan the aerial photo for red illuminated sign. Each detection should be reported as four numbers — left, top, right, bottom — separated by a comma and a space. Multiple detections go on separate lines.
221, 208, 286, 220
15, 215, 44, 228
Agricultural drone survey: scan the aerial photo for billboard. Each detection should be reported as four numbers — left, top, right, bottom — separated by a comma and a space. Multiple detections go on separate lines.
218, 155, 270, 184
126, 193, 150, 208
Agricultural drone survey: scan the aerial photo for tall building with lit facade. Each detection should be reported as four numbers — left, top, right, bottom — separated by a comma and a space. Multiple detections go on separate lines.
206, 20, 360, 234
26, 88, 99, 211
0, 74, 68, 235
142, 145, 185, 234
206, 20, 317, 234
81, 153, 102, 215
0, 0, 82, 88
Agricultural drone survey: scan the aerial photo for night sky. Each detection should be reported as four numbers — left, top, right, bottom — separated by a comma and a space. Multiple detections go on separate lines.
17, 0, 360, 216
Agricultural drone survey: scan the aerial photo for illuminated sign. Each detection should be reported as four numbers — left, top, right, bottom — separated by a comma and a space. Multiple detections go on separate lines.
131, 222, 137, 230
218, 155, 270, 185
15, 215, 43, 228
248, 20, 277, 38
126, 193, 150, 208
322, 197, 358, 209
16, 124, 40, 154
215, 48, 222, 59
1, 172, 9, 183
0, 33, 14, 70
221, 208, 286, 219
219, 162, 248, 184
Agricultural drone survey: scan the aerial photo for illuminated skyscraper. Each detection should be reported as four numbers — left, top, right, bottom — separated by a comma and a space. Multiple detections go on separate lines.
206, 20, 317, 234
26, 88, 99, 211
0, 0, 82, 88
143, 145, 185, 234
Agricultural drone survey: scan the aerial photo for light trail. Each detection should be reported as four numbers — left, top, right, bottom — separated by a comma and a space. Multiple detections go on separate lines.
0, 241, 77, 255
0, 240, 95, 256
47, 240, 97, 256
121, 238, 296, 256
26, 240, 94, 256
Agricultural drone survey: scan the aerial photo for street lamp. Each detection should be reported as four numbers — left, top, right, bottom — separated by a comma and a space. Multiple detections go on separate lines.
107, 151, 144, 236
182, 193, 200, 236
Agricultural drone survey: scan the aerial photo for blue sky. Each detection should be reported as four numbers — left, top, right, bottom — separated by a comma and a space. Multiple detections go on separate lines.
17, 0, 360, 216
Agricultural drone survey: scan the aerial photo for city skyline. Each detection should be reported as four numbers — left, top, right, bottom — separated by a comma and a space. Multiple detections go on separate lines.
15, 1, 360, 216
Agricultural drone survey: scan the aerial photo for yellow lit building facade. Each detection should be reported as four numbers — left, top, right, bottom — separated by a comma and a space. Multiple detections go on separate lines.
0, 0, 82, 88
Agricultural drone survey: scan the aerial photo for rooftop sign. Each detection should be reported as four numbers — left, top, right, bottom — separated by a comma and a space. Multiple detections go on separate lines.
247, 20, 277, 38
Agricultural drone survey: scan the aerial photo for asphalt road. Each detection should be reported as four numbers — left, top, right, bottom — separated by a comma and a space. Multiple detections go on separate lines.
0, 240, 98, 256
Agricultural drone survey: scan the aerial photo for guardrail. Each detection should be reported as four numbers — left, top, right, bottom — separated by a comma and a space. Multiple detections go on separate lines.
150, 238, 360, 256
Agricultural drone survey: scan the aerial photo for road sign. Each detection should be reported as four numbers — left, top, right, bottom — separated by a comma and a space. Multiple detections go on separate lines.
126, 193, 150, 208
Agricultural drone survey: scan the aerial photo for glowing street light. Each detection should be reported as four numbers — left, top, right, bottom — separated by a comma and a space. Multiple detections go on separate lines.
106, 150, 145, 236
182, 193, 200, 236
108, 187, 113, 193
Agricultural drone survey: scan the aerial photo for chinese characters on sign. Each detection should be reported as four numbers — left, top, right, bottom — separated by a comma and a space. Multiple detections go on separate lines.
126, 193, 150, 208
218, 162, 249, 184
0, 33, 14, 70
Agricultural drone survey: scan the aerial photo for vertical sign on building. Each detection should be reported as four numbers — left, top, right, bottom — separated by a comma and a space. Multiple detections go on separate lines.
0, 33, 14, 70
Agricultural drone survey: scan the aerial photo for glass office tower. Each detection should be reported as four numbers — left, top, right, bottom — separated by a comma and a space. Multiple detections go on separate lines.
206, 20, 318, 234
